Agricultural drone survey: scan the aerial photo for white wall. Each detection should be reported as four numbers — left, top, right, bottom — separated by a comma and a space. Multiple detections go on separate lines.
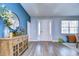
28, 16, 79, 42
28, 18, 38, 41
28, 17, 53, 41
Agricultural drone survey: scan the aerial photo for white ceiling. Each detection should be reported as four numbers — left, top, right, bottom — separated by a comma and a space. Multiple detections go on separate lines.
21, 3, 79, 17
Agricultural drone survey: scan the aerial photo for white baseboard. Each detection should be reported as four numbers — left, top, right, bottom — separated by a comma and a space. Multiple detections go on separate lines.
28, 39, 58, 42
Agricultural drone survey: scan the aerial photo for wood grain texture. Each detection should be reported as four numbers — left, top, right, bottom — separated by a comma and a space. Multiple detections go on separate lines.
0, 35, 28, 56
22, 41, 79, 56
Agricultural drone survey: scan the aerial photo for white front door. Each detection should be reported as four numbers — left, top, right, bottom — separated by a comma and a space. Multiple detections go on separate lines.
38, 20, 52, 41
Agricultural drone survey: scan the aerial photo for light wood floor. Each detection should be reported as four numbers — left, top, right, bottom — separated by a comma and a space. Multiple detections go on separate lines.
22, 41, 79, 56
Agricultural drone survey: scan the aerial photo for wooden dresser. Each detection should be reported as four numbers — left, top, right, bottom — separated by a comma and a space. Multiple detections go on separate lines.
0, 35, 28, 56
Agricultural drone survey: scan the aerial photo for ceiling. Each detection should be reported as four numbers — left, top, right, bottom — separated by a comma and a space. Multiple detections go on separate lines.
21, 3, 79, 17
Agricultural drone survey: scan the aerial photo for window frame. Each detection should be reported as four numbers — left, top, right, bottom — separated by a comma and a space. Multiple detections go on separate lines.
61, 20, 79, 34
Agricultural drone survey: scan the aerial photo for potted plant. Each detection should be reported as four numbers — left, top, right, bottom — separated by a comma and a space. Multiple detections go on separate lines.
58, 37, 64, 43
0, 6, 12, 27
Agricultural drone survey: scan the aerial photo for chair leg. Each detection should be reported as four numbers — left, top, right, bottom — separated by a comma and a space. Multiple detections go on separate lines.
76, 42, 78, 48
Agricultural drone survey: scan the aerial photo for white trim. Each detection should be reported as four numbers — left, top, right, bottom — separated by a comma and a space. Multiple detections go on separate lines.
49, 21, 51, 35
38, 20, 40, 36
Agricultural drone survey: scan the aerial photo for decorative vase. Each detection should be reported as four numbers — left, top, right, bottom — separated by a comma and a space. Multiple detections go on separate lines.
9, 32, 13, 38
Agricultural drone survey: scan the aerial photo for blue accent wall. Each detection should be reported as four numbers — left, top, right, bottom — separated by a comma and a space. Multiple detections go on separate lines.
0, 3, 30, 38
0, 19, 5, 37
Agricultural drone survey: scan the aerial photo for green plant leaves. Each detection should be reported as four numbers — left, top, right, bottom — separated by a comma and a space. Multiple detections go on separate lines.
58, 37, 64, 43
0, 6, 12, 27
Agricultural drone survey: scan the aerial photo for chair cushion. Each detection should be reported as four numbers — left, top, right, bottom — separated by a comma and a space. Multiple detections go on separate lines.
67, 35, 76, 43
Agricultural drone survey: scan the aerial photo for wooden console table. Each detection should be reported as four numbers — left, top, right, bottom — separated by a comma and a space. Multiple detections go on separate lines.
0, 35, 28, 56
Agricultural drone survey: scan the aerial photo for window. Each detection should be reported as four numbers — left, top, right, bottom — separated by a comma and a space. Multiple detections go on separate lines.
61, 20, 78, 34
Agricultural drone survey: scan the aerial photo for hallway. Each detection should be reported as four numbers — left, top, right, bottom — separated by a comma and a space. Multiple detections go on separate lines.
22, 42, 79, 56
